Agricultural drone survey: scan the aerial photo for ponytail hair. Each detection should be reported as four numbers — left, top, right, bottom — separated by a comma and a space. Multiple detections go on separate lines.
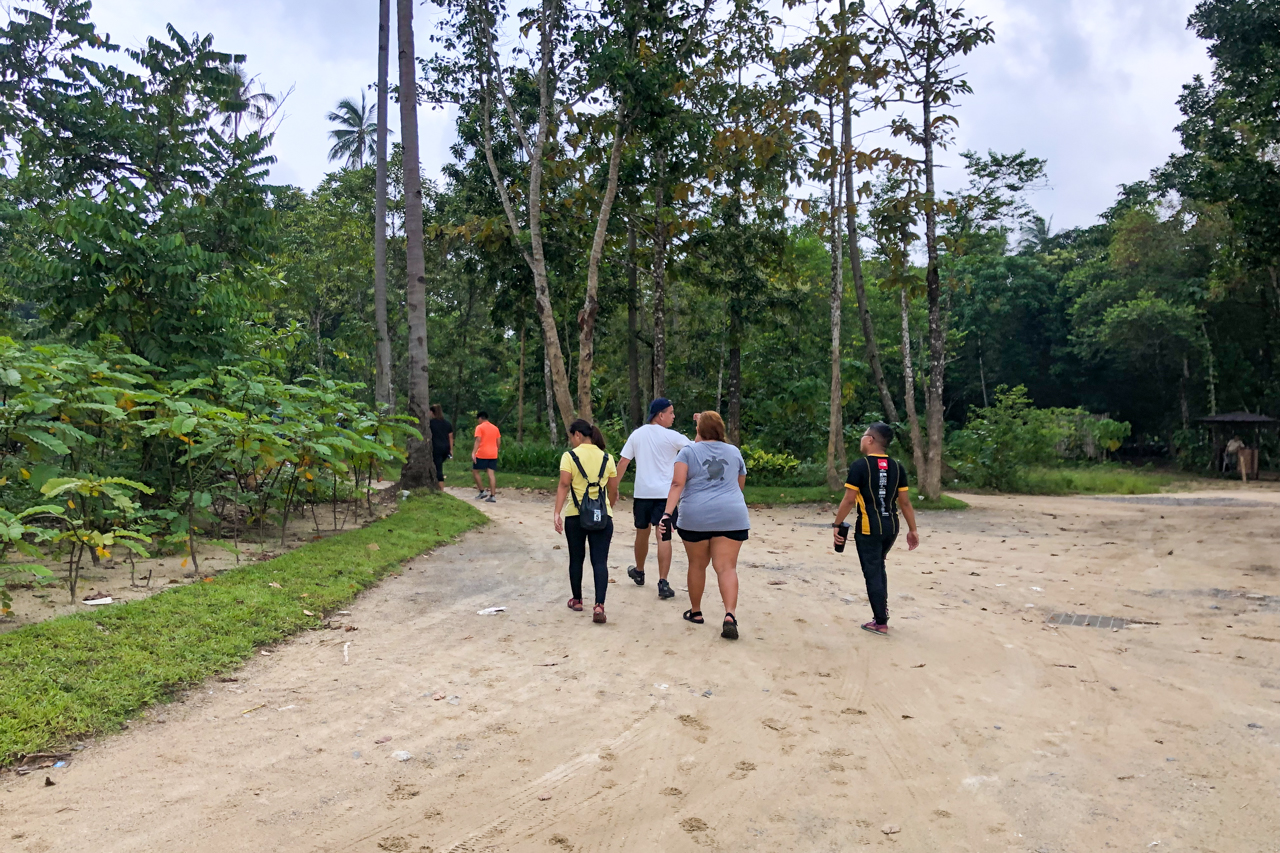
568, 418, 608, 452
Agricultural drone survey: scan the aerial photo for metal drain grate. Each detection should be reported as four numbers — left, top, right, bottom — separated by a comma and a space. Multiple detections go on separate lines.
1047, 612, 1127, 629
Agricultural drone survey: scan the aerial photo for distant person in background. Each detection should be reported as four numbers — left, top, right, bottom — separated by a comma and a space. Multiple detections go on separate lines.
659, 411, 749, 640
1225, 436, 1244, 471
471, 411, 501, 502
553, 419, 619, 624
832, 422, 919, 637
617, 397, 692, 600
429, 404, 453, 483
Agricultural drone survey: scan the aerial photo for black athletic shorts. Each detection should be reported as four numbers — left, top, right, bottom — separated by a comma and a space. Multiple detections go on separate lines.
633, 497, 675, 541
472, 458, 497, 471
676, 528, 749, 543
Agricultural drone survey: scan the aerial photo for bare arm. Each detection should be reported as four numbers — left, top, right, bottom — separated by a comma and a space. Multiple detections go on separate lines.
738, 474, 746, 491
553, 469, 572, 533
615, 456, 631, 481
659, 462, 688, 534
448, 432, 454, 456
607, 474, 620, 509
899, 490, 920, 550
471, 434, 481, 462
833, 488, 857, 527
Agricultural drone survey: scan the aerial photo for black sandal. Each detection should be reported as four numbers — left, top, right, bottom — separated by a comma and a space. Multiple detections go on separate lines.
682, 609, 704, 624
721, 613, 738, 640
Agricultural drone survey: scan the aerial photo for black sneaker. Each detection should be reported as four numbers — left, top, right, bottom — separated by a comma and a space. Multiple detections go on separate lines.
627, 566, 645, 586
657, 578, 675, 599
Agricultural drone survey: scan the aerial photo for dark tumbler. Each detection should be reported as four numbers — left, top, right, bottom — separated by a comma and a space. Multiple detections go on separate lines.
833, 522, 851, 553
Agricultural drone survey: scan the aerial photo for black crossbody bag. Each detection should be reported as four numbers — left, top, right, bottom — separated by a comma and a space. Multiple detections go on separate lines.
567, 450, 610, 531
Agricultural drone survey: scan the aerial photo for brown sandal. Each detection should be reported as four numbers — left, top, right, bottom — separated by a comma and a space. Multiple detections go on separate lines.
593, 604, 607, 624
567, 598, 583, 612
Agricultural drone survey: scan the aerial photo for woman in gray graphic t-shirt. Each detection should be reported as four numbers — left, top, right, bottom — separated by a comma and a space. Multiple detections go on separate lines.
658, 411, 749, 640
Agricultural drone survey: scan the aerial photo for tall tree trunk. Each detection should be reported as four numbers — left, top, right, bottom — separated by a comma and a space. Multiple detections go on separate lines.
396, 0, 437, 490
544, 348, 558, 441
900, 287, 926, 478
517, 324, 526, 442
826, 109, 847, 490
921, 75, 944, 501
727, 308, 742, 445
1202, 321, 1216, 415
840, 0, 897, 426
373, 0, 394, 413
715, 318, 726, 412
978, 340, 988, 407
651, 148, 668, 398
1180, 355, 1191, 430
314, 310, 324, 372
575, 107, 626, 421
476, 0, 575, 433
627, 220, 642, 428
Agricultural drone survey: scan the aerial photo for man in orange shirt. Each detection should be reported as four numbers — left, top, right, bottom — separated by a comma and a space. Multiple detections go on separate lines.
471, 411, 502, 502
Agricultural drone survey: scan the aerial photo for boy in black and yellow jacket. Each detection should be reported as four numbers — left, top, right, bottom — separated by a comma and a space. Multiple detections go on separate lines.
832, 422, 920, 636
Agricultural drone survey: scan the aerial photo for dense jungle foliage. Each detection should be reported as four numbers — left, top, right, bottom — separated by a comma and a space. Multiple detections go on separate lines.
2, 0, 1279, 606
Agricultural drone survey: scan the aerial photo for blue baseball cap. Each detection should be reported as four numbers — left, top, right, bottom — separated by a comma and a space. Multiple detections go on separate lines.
648, 398, 673, 420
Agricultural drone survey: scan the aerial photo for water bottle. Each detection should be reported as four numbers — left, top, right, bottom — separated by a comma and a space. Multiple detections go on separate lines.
834, 522, 851, 553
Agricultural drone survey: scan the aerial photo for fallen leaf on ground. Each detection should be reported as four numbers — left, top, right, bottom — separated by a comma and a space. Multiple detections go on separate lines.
268, 582, 282, 588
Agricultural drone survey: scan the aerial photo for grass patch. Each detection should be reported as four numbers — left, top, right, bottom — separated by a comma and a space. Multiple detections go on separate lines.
443, 457, 966, 509
0, 492, 486, 762
1016, 464, 1196, 495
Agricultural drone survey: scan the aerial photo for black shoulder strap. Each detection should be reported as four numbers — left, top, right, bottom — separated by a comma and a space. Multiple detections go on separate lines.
567, 449, 593, 483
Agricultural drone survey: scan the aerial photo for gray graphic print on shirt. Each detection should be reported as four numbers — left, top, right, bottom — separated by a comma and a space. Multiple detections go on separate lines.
706, 456, 726, 481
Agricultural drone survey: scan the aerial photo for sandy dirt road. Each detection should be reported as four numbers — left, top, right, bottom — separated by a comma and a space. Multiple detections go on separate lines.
2, 486, 1278, 852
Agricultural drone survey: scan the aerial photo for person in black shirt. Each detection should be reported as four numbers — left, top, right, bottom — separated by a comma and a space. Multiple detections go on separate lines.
832, 422, 920, 636
429, 404, 454, 482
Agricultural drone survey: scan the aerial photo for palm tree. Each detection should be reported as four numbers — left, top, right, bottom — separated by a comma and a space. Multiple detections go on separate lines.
220, 64, 279, 138
1019, 215, 1055, 254
394, 0, 438, 490
327, 94, 380, 169
373, 0, 394, 413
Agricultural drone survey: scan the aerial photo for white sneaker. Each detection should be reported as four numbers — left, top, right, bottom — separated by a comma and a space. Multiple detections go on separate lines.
475, 490, 489, 500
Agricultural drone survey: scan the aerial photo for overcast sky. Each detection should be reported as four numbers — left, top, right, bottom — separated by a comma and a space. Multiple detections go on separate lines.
87, 0, 1211, 230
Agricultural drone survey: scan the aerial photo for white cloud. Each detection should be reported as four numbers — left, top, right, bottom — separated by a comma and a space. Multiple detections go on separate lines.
89, 0, 458, 188
86, 0, 1209, 227
940, 0, 1211, 228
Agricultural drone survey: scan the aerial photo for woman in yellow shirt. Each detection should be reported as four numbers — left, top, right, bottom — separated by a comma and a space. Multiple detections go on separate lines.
553, 419, 620, 623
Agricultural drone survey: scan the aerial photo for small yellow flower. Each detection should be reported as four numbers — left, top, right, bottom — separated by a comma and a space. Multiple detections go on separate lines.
67, 499, 75, 509
20, 468, 30, 479
96, 546, 110, 559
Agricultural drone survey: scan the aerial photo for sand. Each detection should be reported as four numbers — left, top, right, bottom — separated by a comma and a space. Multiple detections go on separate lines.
1, 485, 1278, 852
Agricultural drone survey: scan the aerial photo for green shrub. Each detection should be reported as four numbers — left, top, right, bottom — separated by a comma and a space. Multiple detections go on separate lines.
948, 386, 1134, 492
498, 441, 566, 475
0, 337, 419, 567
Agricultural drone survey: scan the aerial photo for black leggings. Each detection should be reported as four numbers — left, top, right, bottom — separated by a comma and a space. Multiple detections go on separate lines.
564, 515, 613, 605
855, 531, 897, 625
